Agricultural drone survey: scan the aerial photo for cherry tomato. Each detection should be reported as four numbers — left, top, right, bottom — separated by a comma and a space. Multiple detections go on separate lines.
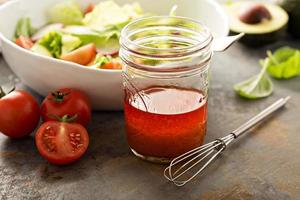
35, 120, 89, 165
101, 61, 122, 70
86, 57, 96, 66
84, 4, 95, 15
0, 90, 40, 138
60, 44, 96, 65
15, 36, 34, 49
40, 88, 91, 127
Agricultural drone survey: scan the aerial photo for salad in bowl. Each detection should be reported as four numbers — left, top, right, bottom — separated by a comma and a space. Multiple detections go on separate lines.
14, 0, 145, 70
0, 0, 228, 110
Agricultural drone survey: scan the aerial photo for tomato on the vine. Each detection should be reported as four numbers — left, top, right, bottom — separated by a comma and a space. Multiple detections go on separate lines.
40, 88, 91, 127
0, 89, 40, 138
35, 116, 89, 165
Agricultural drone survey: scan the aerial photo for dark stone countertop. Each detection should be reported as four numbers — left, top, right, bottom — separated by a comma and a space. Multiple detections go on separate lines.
0, 37, 300, 200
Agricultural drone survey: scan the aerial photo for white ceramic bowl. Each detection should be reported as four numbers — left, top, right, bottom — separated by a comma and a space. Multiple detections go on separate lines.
0, 0, 228, 110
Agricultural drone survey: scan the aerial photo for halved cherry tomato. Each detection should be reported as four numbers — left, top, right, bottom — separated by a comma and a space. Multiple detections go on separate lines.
60, 44, 96, 65
15, 36, 34, 49
0, 89, 40, 138
35, 120, 89, 165
84, 4, 95, 15
86, 57, 96, 66
40, 88, 91, 127
101, 61, 122, 70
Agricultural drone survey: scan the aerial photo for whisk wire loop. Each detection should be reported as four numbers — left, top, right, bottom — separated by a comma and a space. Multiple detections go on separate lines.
164, 134, 235, 186
164, 96, 290, 187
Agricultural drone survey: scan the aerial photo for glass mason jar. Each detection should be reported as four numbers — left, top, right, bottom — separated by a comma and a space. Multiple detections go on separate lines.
119, 16, 213, 163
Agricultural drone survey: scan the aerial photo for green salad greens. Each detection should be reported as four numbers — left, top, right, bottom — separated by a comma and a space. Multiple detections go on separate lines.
13, 0, 149, 69
63, 25, 120, 50
83, 1, 142, 32
234, 59, 273, 99
265, 47, 300, 79
93, 54, 112, 68
38, 31, 62, 58
234, 46, 300, 100
61, 34, 82, 55
31, 44, 53, 57
48, 0, 83, 25
13, 1, 178, 68
15, 17, 36, 39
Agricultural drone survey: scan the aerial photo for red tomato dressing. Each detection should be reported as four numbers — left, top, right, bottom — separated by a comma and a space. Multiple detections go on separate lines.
124, 86, 207, 158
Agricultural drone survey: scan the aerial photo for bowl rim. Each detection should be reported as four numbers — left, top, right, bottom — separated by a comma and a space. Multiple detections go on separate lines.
0, 0, 229, 74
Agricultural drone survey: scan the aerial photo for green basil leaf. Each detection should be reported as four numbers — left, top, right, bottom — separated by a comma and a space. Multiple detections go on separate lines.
234, 59, 273, 99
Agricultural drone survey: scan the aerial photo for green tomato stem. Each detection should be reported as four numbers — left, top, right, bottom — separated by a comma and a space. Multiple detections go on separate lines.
47, 114, 78, 123
51, 91, 69, 103
61, 114, 78, 123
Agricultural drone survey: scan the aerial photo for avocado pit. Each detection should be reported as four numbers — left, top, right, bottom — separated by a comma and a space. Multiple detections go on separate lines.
239, 4, 272, 24
225, 1, 289, 46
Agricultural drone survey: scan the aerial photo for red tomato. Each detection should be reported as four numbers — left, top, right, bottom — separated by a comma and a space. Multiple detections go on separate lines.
35, 121, 89, 165
0, 90, 40, 138
15, 36, 34, 49
101, 61, 122, 70
40, 88, 91, 127
84, 4, 95, 15
60, 44, 96, 65
86, 57, 96, 66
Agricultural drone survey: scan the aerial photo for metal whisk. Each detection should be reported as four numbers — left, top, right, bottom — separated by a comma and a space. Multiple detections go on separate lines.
164, 96, 290, 186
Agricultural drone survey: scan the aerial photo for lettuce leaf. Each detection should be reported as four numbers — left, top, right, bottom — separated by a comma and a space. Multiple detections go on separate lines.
92, 54, 112, 68
31, 44, 52, 57
61, 35, 81, 55
48, 0, 83, 25
234, 59, 273, 99
83, 1, 142, 32
38, 31, 62, 58
63, 25, 119, 49
265, 47, 300, 79
15, 18, 36, 39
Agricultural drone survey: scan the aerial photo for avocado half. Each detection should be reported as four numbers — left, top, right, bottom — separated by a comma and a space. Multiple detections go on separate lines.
225, 1, 289, 46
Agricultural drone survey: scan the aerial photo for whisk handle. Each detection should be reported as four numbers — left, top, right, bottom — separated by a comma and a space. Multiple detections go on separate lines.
232, 96, 290, 138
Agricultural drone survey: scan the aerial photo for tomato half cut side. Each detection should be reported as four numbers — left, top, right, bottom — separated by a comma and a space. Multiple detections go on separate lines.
35, 121, 89, 165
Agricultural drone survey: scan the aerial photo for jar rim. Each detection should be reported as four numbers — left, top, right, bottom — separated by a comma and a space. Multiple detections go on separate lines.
120, 16, 213, 73
120, 16, 213, 56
